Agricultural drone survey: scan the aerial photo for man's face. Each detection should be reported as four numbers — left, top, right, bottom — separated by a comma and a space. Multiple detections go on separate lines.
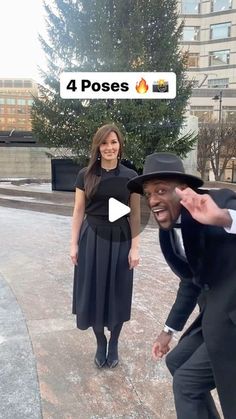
143, 179, 186, 230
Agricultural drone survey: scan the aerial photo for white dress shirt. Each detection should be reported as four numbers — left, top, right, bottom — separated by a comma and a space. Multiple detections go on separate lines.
224, 209, 236, 234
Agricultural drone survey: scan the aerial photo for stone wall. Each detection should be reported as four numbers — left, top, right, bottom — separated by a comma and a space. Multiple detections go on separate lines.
0, 147, 51, 179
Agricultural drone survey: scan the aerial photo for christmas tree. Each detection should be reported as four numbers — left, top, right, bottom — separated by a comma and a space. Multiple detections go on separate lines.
32, 0, 195, 169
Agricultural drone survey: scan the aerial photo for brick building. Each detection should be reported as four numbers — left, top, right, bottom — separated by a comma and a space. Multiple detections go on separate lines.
0, 78, 38, 132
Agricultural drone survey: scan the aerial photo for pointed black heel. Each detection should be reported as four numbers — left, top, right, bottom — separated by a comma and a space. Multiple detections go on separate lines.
107, 343, 119, 368
94, 352, 107, 368
94, 335, 107, 368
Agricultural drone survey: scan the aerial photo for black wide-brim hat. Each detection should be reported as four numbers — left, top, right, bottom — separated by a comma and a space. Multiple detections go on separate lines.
127, 152, 203, 195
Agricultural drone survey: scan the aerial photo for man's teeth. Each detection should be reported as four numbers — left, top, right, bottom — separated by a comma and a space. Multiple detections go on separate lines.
153, 208, 165, 213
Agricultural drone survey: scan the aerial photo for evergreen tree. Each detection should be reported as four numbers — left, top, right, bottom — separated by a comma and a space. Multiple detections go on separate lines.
32, 0, 195, 168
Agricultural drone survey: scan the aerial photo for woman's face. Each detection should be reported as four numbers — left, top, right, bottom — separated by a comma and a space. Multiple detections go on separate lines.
99, 131, 120, 163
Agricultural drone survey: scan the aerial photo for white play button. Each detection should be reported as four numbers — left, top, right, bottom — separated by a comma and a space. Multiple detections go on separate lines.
108, 198, 130, 222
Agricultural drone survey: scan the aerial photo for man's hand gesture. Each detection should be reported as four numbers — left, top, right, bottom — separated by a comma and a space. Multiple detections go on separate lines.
175, 187, 232, 228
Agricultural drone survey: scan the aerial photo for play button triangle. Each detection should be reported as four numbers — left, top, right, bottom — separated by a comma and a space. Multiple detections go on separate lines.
108, 198, 130, 222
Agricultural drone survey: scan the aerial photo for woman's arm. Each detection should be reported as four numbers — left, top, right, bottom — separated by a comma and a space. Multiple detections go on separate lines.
128, 192, 141, 269
70, 188, 86, 265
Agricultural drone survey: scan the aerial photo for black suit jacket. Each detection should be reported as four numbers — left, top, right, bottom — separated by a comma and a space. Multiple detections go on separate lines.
159, 188, 236, 418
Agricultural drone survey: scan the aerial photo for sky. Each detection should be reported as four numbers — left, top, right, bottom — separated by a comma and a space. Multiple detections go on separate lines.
0, 0, 48, 83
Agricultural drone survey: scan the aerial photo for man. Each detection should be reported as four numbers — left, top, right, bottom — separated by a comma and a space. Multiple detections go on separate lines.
127, 152, 236, 419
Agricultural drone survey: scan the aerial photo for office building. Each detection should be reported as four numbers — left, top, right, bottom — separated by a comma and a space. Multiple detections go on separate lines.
0, 78, 38, 132
179, 0, 236, 123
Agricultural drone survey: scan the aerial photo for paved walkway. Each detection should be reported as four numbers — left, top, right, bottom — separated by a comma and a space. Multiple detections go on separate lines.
0, 272, 41, 419
0, 181, 225, 418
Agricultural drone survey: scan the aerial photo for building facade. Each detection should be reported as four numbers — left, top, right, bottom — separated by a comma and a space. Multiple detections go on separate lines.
179, 0, 236, 123
0, 78, 38, 132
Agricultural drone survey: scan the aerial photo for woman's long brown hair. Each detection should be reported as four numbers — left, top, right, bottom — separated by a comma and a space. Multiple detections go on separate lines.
84, 124, 124, 199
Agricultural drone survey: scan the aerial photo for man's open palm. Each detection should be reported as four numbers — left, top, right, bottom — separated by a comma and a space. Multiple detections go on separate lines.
175, 187, 230, 226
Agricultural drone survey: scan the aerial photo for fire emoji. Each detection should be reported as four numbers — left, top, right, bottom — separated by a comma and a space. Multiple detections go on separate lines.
136, 78, 149, 94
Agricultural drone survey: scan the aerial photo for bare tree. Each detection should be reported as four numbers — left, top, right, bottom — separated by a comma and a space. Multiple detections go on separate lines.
197, 122, 236, 181
197, 124, 214, 180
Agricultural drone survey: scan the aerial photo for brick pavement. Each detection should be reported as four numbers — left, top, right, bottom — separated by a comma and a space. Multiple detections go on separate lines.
0, 205, 223, 419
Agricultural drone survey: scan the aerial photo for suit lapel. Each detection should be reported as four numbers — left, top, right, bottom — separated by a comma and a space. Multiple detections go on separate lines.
159, 228, 193, 279
181, 206, 206, 281
159, 206, 206, 283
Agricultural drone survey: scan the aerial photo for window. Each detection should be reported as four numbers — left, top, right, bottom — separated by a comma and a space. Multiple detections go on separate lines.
208, 78, 229, 88
210, 22, 231, 39
27, 99, 34, 106
211, 0, 232, 12
188, 53, 199, 67
181, 0, 200, 13
0, 98, 4, 104
23, 80, 32, 88
191, 106, 214, 123
17, 99, 26, 105
209, 50, 230, 66
7, 118, 16, 124
223, 107, 236, 122
183, 26, 200, 41
13, 80, 23, 88
7, 108, 16, 114
6, 98, 16, 105
4, 80, 13, 88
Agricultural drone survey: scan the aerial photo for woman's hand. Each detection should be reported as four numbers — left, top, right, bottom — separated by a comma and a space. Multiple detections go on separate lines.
70, 243, 79, 265
128, 247, 140, 270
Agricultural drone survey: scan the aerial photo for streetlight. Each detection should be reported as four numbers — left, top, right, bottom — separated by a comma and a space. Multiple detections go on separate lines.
231, 157, 236, 183
212, 91, 223, 180
212, 90, 223, 124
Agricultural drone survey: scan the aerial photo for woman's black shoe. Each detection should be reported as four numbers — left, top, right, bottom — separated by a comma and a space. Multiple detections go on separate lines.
107, 343, 119, 368
106, 357, 119, 368
94, 344, 107, 368
94, 355, 106, 368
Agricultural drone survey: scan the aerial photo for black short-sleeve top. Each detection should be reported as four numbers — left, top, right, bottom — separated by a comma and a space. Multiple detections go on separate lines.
75, 164, 138, 217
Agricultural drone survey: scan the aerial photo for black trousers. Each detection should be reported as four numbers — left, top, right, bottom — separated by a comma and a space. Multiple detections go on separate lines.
166, 329, 221, 419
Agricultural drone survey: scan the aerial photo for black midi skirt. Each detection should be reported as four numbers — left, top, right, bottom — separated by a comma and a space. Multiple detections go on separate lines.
72, 215, 133, 331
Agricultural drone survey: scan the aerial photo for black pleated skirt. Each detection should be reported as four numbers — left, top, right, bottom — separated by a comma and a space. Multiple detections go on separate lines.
72, 216, 133, 331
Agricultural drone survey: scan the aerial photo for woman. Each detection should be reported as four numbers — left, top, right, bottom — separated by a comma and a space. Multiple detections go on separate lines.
71, 123, 140, 368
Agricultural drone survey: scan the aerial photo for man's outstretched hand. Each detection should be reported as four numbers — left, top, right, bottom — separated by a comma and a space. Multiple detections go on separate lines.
175, 187, 232, 228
